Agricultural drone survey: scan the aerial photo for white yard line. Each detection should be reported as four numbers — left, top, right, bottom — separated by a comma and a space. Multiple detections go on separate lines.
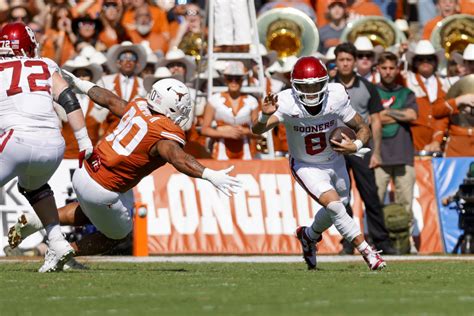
1, 255, 474, 264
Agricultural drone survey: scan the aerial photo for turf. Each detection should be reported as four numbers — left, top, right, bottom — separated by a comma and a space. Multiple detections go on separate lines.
0, 260, 473, 316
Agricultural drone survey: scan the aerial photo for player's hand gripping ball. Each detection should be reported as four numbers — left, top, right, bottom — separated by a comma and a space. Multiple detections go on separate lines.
329, 126, 356, 147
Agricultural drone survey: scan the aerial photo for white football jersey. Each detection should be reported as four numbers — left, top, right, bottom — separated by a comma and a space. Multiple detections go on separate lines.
273, 83, 356, 164
0, 57, 60, 132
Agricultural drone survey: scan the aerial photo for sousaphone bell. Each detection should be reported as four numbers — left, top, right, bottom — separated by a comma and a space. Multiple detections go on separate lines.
257, 7, 319, 58
430, 14, 474, 59
340, 16, 407, 48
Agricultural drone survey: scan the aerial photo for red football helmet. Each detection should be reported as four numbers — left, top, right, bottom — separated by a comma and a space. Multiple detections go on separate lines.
291, 56, 329, 110
0, 22, 38, 57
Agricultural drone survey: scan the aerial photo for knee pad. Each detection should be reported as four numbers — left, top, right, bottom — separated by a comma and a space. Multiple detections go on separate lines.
327, 201, 361, 242
17, 183, 54, 205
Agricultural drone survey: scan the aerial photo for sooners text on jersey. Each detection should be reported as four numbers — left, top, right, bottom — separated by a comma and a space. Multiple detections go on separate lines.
274, 83, 356, 164
87, 98, 186, 193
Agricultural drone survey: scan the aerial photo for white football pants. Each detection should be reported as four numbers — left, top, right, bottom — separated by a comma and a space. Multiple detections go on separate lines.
72, 167, 133, 240
0, 129, 65, 190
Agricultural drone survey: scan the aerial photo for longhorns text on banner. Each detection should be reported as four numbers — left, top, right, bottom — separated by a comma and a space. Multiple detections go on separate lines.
132, 159, 443, 254
134, 165, 324, 236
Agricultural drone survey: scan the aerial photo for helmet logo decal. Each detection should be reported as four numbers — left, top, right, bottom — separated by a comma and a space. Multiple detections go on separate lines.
167, 86, 188, 102
25, 26, 38, 46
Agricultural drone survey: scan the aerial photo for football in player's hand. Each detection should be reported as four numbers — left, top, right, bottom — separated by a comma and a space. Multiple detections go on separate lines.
329, 126, 357, 146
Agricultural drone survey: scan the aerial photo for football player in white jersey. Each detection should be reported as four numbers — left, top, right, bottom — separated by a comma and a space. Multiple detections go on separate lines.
252, 56, 386, 271
0, 22, 95, 272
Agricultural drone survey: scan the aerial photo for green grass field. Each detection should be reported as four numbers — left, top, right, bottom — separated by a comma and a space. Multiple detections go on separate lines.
0, 260, 473, 316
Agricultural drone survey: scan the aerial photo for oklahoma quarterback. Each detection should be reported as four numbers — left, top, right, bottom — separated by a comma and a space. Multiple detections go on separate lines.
252, 56, 386, 271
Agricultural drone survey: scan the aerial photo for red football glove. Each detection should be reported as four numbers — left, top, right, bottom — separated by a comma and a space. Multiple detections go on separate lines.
78, 149, 101, 172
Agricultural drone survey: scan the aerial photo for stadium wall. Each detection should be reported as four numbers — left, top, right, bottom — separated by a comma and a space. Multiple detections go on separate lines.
1, 158, 470, 255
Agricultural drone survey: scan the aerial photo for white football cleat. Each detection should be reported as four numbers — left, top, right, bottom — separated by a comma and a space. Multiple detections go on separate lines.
38, 240, 75, 273
362, 246, 387, 271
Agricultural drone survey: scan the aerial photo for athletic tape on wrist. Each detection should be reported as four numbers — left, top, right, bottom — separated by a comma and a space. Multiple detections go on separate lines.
353, 139, 363, 152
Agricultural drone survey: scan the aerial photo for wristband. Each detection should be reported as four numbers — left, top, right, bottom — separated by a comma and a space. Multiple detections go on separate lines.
353, 139, 363, 152
258, 112, 271, 124
74, 127, 92, 151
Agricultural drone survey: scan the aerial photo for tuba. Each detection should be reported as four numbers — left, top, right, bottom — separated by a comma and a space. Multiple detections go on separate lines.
257, 7, 319, 58
178, 31, 207, 63
431, 14, 474, 59
340, 16, 406, 48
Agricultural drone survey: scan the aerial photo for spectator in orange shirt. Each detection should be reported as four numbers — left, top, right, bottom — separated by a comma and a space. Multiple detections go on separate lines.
348, 0, 383, 21
122, 0, 170, 39
459, 0, 474, 14
128, 5, 169, 53
98, 1, 131, 49
155, 0, 181, 39
318, 0, 348, 54
422, 0, 459, 40
41, 4, 76, 65
405, 40, 449, 153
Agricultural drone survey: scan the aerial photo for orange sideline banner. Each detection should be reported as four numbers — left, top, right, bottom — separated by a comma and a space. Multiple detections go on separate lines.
133, 159, 443, 254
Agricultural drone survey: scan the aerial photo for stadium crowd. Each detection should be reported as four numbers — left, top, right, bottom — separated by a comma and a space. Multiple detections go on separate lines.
1, 0, 474, 265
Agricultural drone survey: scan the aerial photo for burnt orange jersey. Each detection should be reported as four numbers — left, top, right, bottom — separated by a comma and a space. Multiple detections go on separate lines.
86, 98, 186, 193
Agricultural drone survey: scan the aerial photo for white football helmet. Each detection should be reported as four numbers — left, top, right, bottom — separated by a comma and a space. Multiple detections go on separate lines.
147, 78, 193, 129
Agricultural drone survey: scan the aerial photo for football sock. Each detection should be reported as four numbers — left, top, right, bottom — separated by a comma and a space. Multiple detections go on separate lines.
306, 208, 332, 240
356, 241, 370, 254
327, 201, 360, 242
45, 223, 63, 241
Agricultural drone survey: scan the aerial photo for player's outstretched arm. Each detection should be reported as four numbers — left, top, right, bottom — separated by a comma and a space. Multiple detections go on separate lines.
61, 69, 128, 118
251, 93, 280, 134
153, 140, 242, 196
88, 86, 128, 118
52, 72, 94, 165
